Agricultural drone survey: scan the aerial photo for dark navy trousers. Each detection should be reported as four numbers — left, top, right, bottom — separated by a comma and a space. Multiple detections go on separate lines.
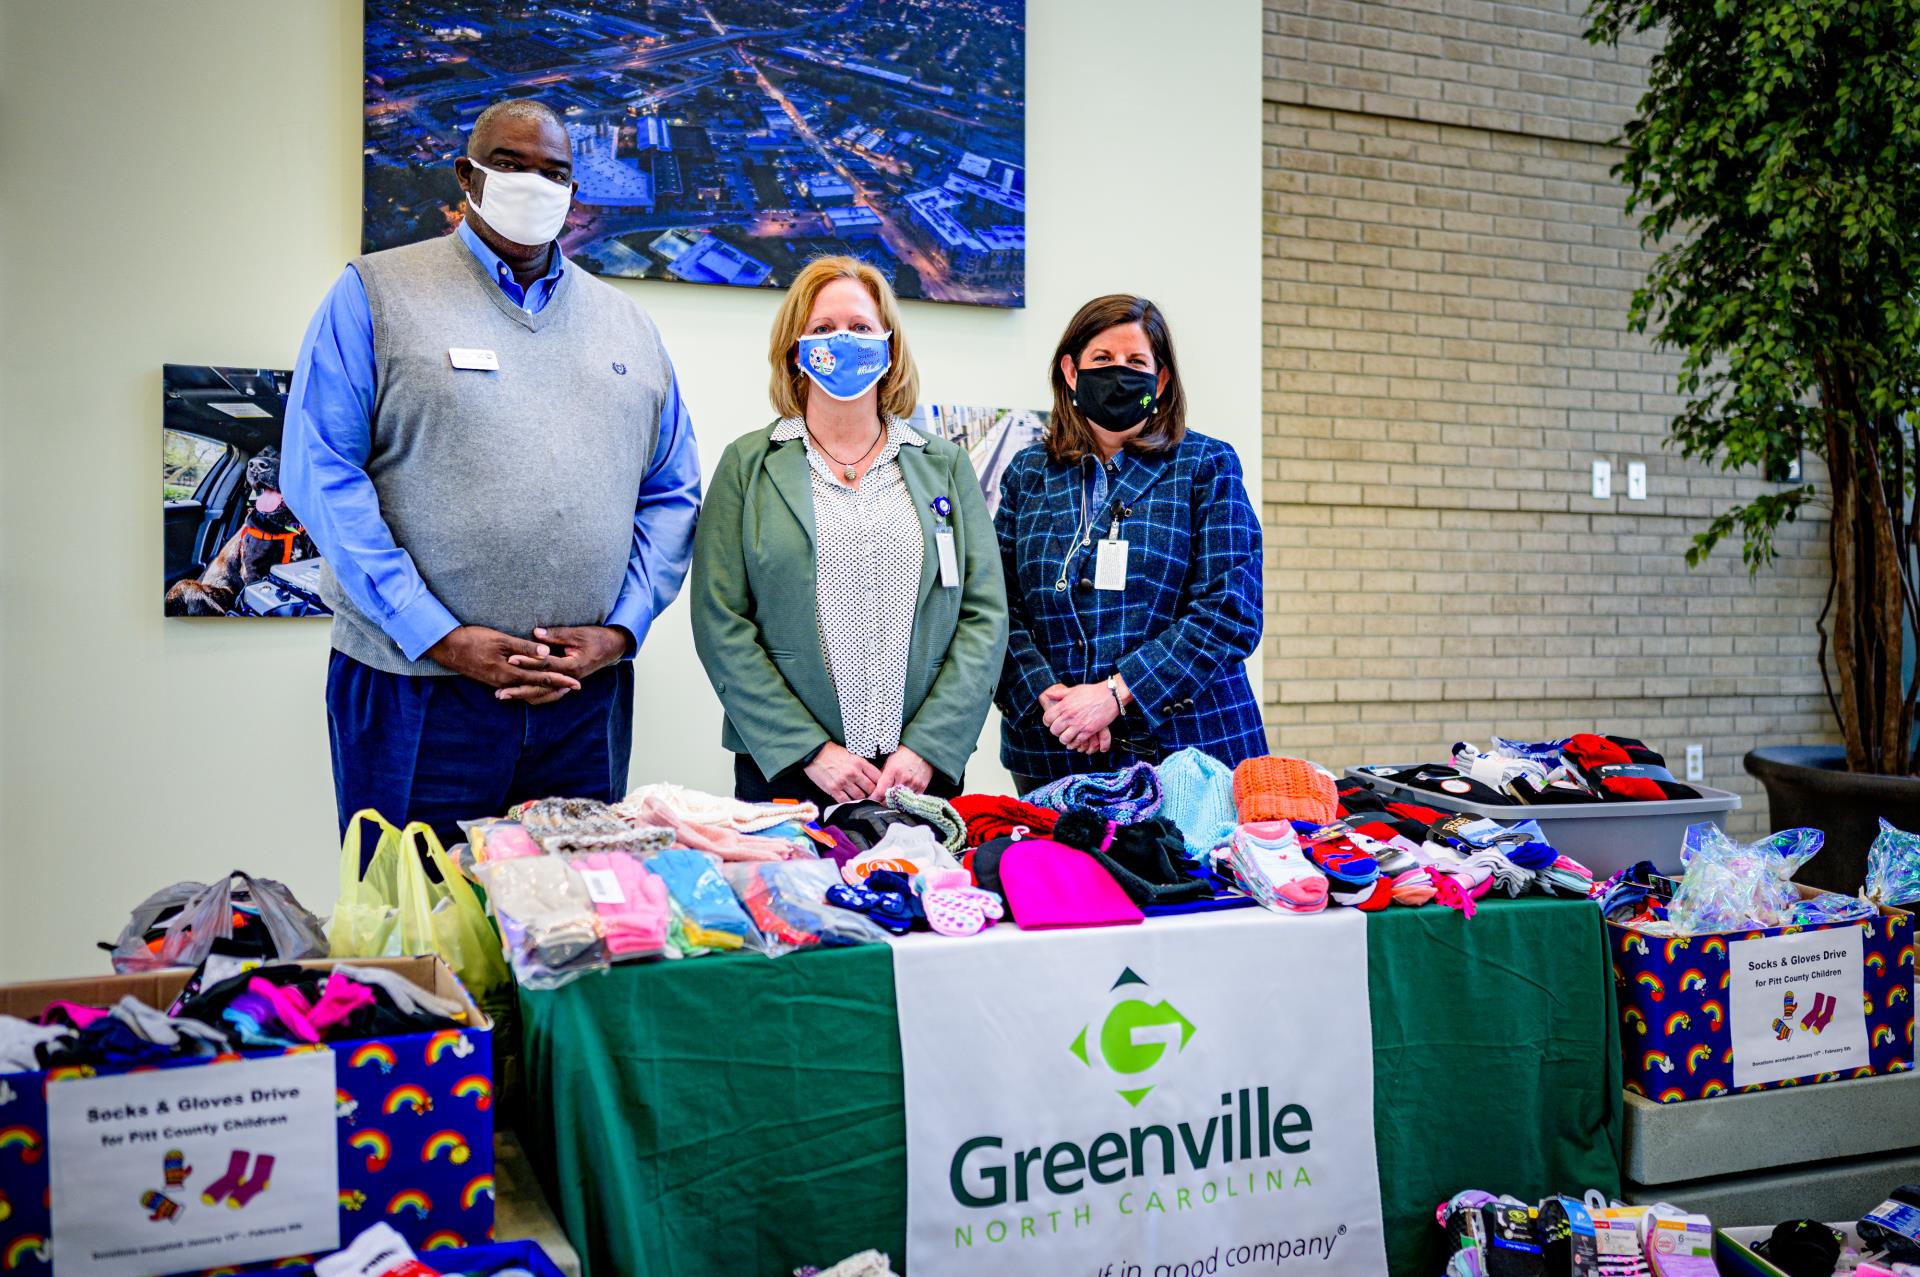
327, 650, 633, 863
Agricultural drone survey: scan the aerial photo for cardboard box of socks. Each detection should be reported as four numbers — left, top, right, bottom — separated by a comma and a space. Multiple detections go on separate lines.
0, 956, 494, 1277
1610, 890, 1914, 1104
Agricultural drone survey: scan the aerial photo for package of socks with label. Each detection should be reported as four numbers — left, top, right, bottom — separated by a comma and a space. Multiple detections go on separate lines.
509, 796, 673, 855
1226, 821, 1328, 914
473, 856, 609, 988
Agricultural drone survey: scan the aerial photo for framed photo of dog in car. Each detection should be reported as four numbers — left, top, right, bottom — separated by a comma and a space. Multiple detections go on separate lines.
162, 365, 331, 619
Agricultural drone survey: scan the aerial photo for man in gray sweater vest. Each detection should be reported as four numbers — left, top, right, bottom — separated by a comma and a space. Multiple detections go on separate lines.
282, 99, 700, 859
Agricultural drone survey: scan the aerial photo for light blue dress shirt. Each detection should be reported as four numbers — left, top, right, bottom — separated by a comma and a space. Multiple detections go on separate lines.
281, 224, 701, 663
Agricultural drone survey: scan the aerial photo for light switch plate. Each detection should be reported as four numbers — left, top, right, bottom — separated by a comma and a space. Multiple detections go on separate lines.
1591, 459, 1612, 500
1627, 462, 1647, 500
1685, 744, 1704, 782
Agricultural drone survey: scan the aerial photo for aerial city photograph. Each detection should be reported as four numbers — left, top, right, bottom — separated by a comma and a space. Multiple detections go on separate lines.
363, 0, 1027, 306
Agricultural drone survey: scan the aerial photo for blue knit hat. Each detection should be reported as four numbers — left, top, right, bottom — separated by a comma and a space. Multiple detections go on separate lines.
1156, 747, 1238, 858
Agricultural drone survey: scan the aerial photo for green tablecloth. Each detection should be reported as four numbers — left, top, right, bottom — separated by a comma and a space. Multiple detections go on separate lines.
519, 897, 1622, 1277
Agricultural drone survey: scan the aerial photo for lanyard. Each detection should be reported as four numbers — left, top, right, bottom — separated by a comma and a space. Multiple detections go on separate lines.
1055, 459, 1096, 592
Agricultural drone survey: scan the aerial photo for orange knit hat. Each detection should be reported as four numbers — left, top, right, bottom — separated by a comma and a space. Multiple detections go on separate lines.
1232, 756, 1339, 825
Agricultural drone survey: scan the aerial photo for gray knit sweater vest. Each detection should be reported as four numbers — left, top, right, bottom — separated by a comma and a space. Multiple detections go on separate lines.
324, 234, 669, 676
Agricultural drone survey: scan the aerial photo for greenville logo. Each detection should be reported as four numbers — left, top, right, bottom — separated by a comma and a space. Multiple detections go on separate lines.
1069, 967, 1196, 1107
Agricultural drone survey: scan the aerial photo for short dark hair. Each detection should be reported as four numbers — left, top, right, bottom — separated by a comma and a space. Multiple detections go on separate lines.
468, 98, 564, 154
1046, 295, 1188, 464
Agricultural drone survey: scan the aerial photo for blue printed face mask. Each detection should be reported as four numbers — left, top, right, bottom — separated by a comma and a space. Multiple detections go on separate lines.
795, 330, 892, 402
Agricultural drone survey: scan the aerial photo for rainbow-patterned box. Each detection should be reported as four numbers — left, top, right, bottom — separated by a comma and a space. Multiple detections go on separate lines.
0, 956, 494, 1275
1610, 903, 1914, 1103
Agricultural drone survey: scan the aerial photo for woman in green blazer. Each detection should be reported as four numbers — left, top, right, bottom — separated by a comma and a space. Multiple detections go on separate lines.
691, 256, 1008, 805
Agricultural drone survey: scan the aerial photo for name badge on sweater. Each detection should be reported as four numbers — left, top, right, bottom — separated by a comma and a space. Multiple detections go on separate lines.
447, 347, 499, 371
1094, 538, 1129, 590
935, 530, 960, 588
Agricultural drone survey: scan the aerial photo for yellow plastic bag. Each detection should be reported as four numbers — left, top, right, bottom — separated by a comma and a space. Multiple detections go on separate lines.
328, 811, 513, 1021
326, 809, 405, 959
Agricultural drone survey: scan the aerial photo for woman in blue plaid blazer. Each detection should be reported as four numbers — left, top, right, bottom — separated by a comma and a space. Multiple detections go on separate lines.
995, 295, 1267, 792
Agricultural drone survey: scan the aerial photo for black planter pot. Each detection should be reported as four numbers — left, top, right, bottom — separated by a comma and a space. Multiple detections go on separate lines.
1744, 744, 1920, 892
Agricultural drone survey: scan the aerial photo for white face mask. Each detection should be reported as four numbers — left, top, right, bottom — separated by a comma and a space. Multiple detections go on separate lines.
467, 160, 572, 247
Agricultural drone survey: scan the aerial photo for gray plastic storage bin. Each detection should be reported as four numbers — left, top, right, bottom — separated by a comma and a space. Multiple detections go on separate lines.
1344, 766, 1741, 877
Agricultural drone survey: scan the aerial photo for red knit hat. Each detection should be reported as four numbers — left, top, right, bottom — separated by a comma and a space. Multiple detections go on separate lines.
951, 794, 1060, 848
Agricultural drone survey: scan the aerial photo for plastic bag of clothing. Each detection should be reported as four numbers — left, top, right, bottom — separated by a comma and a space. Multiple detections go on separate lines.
1666, 821, 1822, 934
110, 870, 328, 973
721, 859, 890, 955
1865, 817, 1920, 906
329, 809, 512, 1018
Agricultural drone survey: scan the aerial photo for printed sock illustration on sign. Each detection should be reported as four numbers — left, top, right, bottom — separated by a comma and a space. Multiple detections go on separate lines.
139, 1190, 181, 1222
163, 1149, 191, 1188
200, 1149, 248, 1206
228, 1154, 275, 1208
1801, 992, 1836, 1034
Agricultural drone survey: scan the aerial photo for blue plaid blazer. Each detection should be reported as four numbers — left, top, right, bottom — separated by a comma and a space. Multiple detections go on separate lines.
994, 430, 1267, 782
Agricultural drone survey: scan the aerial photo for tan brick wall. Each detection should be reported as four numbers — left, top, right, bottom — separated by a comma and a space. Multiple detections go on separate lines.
1261, 6, 1838, 838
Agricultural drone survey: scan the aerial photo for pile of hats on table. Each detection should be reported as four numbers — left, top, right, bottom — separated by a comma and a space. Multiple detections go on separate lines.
1358, 733, 1706, 806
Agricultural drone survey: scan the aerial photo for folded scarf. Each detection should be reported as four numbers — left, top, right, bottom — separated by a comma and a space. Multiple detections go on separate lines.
622, 793, 794, 862
511, 797, 673, 855
617, 782, 818, 832
1025, 762, 1163, 822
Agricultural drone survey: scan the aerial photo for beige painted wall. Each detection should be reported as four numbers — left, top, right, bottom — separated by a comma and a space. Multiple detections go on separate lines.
0, 1, 1263, 978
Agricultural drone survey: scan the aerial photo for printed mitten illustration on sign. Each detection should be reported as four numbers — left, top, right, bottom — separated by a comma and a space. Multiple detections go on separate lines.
140, 1190, 181, 1222
163, 1149, 191, 1188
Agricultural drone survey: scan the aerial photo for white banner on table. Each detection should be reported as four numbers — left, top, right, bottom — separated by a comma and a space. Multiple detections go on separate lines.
48, 1051, 339, 1277
1728, 926, 1869, 1088
895, 909, 1387, 1277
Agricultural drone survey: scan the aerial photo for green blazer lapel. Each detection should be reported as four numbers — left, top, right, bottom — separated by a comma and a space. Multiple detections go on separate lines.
896, 444, 944, 608
764, 435, 816, 545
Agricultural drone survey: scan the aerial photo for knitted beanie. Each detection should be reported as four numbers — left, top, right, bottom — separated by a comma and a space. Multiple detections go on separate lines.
951, 794, 1059, 848
1156, 748, 1239, 858
886, 787, 966, 853
1231, 756, 1339, 825
1053, 811, 1212, 906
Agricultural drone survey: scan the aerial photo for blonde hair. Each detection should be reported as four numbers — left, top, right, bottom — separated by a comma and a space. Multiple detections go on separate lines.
767, 256, 920, 419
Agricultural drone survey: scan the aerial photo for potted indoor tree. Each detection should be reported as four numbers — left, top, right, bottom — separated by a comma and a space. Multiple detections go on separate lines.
1588, 0, 1920, 889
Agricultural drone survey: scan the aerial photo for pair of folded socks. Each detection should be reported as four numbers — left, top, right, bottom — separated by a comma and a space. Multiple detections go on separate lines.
1227, 821, 1327, 913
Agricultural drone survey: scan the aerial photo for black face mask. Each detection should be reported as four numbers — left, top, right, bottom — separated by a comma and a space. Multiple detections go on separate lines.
1072, 364, 1158, 431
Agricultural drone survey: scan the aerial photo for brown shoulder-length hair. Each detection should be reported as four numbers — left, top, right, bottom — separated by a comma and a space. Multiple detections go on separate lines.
767, 255, 920, 419
1045, 294, 1188, 463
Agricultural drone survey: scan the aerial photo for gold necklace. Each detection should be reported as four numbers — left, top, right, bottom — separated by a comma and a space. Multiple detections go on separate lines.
806, 420, 884, 482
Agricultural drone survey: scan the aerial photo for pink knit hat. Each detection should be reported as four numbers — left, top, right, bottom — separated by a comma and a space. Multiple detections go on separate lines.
999, 838, 1144, 930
